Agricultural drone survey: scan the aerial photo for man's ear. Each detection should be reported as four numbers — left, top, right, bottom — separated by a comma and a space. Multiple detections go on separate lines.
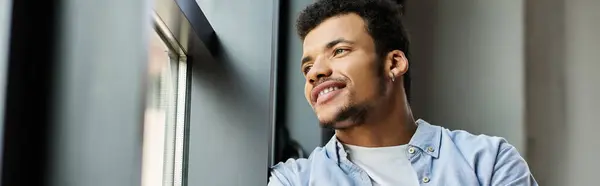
385, 50, 408, 79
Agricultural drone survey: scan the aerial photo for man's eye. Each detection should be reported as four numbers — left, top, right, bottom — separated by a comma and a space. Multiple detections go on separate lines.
334, 48, 348, 56
303, 66, 312, 74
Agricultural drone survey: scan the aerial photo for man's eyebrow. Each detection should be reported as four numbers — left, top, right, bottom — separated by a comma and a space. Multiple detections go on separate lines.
301, 56, 313, 65
325, 38, 354, 49
301, 38, 354, 66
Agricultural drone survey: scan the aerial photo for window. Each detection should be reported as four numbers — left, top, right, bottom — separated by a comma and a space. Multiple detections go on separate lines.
141, 13, 190, 186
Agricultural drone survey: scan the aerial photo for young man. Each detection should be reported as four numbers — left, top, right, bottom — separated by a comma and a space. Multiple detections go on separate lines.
269, 0, 538, 185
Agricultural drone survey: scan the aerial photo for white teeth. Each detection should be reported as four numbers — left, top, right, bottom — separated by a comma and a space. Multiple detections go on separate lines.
319, 87, 339, 96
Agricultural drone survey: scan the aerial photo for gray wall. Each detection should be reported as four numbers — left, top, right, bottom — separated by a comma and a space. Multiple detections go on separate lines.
562, 2, 600, 184
526, 1, 600, 185
524, 0, 567, 184
50, 0, 149, 185
405, 1, 526, 152
187, 0, 276, 185
283, 0, 322, 154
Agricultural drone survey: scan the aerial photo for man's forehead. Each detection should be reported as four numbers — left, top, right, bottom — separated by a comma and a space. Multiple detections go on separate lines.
302, 13, 366, 50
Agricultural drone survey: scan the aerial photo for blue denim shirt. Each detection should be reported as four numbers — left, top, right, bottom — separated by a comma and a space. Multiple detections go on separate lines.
269, 119, 538, 186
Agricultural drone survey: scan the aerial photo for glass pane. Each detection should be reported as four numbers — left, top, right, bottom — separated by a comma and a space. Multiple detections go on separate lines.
173, 59, 187, 186
141, 30, 179, 186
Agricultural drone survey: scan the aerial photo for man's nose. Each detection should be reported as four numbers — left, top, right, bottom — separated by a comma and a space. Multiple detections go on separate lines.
306, 59, 332, 85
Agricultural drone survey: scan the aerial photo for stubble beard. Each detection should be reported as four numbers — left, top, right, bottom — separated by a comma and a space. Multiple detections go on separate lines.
319, 60, 387, 130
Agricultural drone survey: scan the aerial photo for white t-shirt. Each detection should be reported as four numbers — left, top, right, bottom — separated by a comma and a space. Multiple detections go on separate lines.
344, 144, 420, 186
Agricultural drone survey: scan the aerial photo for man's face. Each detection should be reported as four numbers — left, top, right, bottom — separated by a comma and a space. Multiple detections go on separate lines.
301, 13, 384, 129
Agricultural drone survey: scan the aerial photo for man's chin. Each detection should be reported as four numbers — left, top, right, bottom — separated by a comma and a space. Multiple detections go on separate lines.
316, 102, 370, 129
314, 106, 342, 121
317, 112, 356, 129
316, 115, 336, 125
319, 119, 356, 130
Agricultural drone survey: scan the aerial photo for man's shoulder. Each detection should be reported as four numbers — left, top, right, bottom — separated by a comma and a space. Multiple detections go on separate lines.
443, 128, 509, 146
439, 126, 525, 168
269, 147, 328, 185
271, 157, 312, 174
271, 147, 328, 172
417, 120, 516, 154
436, 126, 537, 185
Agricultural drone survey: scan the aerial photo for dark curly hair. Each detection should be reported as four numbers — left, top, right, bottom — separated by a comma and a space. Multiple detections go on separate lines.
296, 0, 411, 101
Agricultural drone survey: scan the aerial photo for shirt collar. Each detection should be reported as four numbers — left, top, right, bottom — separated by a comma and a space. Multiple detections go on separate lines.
324, 119, 442, 163
409, 119, 442, 158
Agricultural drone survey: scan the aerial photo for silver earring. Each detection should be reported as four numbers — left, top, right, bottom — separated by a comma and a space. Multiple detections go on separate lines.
390, 73, 395, 82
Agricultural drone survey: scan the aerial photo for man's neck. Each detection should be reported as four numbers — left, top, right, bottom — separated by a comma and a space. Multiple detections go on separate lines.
335, 97, 416, 147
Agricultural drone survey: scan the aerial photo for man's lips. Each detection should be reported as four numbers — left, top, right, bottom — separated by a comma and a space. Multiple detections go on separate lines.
311, 81, 347, 103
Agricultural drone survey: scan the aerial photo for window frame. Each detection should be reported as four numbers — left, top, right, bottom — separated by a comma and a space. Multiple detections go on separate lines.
146, 0, 216, 185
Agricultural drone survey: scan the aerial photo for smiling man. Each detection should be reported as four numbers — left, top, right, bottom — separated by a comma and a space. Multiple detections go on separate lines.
268, 0, 538, 185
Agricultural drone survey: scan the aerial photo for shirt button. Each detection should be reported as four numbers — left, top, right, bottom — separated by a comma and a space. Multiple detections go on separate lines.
422, 176, 430, 183
427, 146, 434, 152
408, 147, 415, 154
